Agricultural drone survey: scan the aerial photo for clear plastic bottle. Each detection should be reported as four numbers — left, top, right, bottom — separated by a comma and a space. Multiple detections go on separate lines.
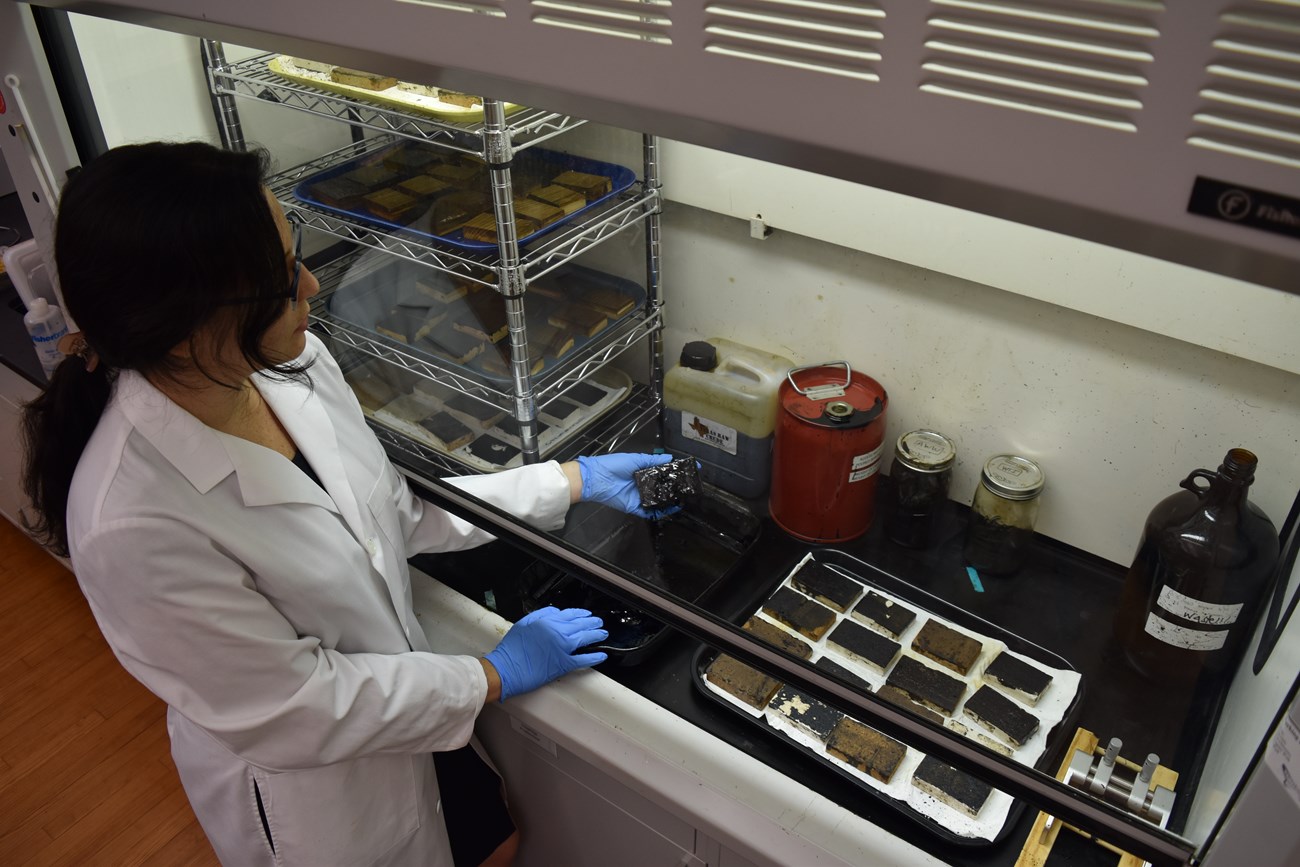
23, 297, 68, 379
664, 338, 794, 498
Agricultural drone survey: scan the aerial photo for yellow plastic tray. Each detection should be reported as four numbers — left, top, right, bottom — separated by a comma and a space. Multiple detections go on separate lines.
268, 56, 522, 123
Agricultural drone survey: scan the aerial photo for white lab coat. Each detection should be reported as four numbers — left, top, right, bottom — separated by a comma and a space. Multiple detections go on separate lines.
65, 333, 573, 867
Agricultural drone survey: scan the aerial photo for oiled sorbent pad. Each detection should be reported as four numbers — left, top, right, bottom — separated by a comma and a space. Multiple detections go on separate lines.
762, 587, 837, 641
790, 561, 864, 613
983, 651, 1052, 706
962, 685, 1039, 747
852, 590, 917, 639
772, 687, 842, 743
911, 755, 993, 818
705, 654, 781, 711
911, 619, 984, 676
885, 656, 966, 716
826, 718, 907, 783
742, 616, 813, 660
826, 620, 901, 674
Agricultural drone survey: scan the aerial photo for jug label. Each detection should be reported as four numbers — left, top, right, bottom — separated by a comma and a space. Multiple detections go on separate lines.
1144, 612, 1229, 651
1156, 585, 1242, 627
680, 413, 738, 455
848, 445, 883, 482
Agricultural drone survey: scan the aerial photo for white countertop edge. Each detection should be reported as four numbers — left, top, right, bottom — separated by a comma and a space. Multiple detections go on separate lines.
411, 566, 946, 867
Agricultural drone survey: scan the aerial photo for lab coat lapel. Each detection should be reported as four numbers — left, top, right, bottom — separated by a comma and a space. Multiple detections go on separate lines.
114, 370, 338, 514
255, 373, 369, 547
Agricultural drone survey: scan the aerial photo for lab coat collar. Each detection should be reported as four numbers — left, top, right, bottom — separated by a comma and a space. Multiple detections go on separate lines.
111, 368, 340, 518
253, 366, 368, 544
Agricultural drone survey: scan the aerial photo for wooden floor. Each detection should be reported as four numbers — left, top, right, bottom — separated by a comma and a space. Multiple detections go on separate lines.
0, 517, 218, 866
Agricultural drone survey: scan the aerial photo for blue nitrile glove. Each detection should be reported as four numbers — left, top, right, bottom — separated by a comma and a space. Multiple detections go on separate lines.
484, 607, 608, 701
576, 452, 675, 519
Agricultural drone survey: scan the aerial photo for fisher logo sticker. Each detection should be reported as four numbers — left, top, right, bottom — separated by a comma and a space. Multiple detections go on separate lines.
1188, 177, 1300, 241
0, 90, 6, 114
681, 414, 738, 455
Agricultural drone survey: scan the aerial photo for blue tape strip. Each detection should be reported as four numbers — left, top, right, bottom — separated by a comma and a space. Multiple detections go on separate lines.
966, 566, 985, 593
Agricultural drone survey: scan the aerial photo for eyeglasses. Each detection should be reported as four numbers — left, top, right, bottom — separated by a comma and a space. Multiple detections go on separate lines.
219, 218, 304, 310
284, 219, 304, 312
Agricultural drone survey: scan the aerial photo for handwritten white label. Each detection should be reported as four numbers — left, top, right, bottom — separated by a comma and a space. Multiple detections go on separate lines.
680, 414, 738, 456
1156, 585, 1242, 626
1144, 612, 1229, 651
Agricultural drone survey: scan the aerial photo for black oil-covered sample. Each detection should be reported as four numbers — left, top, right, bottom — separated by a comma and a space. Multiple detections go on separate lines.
633, 456, 703, 511
851, 590, 918, 639
885, 656, 966, 716
772, 686, 843, 742
827, 619, 902, 673
911, 755, 994, 817
962, 685, 1039, 746
790, 560, 864, 612
984, 651, 1053, 706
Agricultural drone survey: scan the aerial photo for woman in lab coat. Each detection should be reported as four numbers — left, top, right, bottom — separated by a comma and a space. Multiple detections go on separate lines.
20, 141, 670, 867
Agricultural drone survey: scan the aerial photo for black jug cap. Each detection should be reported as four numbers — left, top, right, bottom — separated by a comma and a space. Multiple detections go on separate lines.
680, 341, 718, 371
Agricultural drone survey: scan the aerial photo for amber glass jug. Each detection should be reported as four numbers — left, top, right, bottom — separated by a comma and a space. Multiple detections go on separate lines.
1113, 448, 1280, 685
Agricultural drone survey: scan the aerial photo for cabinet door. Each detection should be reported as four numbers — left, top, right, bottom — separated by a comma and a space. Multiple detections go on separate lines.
476, 706, 702, 867
0, 363, 41, 529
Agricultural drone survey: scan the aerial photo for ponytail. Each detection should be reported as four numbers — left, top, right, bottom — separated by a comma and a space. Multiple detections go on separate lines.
17, 140, 298, 558
21, 357, 115, 556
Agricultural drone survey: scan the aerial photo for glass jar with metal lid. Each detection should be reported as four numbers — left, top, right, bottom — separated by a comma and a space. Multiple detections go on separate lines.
885, 429, 956, 549
963, 454, 1045, 575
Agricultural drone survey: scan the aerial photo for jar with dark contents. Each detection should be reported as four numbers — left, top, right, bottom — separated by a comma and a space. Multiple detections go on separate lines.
885, 430, 956, 548
963, 454, 1045, 575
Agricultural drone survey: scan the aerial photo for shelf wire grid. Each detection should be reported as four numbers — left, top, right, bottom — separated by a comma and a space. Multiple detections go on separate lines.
210, 52, 585, 155
269, 137, 660, 288
309, 249, 663, 409
370, 384, 660, 478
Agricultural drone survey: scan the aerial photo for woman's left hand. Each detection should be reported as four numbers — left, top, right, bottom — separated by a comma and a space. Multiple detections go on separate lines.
575, 452, 675, 519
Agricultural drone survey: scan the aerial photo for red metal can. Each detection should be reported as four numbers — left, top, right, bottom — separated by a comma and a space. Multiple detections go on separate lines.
770, 362, 888, 543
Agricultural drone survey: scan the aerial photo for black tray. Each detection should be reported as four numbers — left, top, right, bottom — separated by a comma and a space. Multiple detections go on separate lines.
521, 485, 762, 665
690, 548, 1084, 847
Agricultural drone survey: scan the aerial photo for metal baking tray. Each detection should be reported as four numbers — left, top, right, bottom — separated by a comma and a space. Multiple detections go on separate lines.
690, 548, 1084, 846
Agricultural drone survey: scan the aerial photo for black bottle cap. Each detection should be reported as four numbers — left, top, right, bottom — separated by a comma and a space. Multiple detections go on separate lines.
679, 340, 718, 371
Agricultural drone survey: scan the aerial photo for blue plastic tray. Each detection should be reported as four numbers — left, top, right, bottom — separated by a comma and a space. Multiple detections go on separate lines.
293, 143, 637, 251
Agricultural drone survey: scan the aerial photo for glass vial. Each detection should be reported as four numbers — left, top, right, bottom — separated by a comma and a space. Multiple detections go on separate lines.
886, 429, 955, 548
963, 454, 1045, 575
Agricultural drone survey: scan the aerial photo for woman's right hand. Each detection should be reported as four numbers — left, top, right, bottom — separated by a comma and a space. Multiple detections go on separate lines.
483, 607, 607, 701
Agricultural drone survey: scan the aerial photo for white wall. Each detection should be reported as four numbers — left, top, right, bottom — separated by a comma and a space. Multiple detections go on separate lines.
657, 202, 1299, 566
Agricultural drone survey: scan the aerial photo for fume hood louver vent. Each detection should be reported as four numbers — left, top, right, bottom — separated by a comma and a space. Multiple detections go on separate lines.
921, 0, 1165, 132
703, 1, 885, 82
397, 0, 507, 18
532, 0, 673, 44
1192, 1, 1300, 170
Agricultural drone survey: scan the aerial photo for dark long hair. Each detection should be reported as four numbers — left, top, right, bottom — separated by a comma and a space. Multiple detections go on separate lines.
21, 141, 311, 556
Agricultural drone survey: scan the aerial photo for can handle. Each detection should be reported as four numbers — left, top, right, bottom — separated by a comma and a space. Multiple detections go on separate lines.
787, 361, 852, 398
